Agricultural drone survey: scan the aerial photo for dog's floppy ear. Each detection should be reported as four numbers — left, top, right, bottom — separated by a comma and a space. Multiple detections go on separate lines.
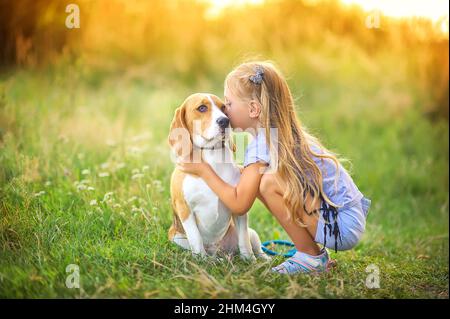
168, 105, 192, 158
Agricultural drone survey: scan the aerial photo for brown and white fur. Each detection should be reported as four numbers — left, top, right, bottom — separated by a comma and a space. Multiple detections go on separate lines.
168, 93, 269, 261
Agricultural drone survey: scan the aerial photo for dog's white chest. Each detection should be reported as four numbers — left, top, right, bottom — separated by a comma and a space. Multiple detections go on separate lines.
182, 150, 240, 245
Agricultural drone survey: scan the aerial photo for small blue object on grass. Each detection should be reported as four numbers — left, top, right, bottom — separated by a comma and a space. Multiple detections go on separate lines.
261, 240, 297, 257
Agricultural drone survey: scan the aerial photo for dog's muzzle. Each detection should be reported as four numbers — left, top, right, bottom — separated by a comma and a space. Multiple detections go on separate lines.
217, 117, 230, 130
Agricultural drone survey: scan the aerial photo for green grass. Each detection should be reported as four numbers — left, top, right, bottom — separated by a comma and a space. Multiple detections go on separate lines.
0, 66, 448, 299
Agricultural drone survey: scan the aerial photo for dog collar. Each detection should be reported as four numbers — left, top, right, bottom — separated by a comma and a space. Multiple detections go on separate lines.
197, 140, 225, 150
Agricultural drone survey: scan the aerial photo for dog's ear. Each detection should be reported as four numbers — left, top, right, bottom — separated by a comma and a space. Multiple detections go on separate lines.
168, 106, 192, 158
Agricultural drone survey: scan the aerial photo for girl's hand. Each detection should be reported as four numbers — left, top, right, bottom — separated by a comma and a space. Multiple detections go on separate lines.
177, 159, 210, 177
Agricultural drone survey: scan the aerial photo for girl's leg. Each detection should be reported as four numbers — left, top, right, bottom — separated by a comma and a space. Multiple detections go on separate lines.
257, 173, 322, 256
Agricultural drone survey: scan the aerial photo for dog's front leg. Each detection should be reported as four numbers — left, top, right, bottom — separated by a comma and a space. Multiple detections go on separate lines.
232, 214, 256, 261
182, 213, 207, 257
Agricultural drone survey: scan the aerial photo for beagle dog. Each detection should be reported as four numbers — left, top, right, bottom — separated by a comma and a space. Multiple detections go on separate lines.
168, 93, 269, 261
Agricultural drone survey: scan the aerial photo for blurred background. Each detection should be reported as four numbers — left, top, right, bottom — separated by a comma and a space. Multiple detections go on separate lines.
0, 0, 448, 298
0, 0, 448, 120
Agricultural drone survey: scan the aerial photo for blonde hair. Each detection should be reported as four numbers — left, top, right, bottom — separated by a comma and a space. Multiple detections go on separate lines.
225, 60, 346, 227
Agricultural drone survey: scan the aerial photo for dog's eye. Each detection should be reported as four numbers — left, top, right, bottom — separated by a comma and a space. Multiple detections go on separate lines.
197, 105, 208, 112
221, 105, 226, 112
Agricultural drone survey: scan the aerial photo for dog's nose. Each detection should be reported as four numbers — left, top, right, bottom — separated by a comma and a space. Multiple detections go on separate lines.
217, 117, 230, 129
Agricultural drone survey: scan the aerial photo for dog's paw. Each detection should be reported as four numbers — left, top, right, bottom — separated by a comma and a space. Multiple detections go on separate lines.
240, 253, 257, 262
256, 253, 272, 261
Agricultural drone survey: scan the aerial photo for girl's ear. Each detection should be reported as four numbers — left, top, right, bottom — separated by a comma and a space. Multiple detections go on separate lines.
248, 100, 261, 119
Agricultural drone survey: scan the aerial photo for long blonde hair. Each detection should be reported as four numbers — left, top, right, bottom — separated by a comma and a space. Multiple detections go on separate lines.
225, 60, 345, 227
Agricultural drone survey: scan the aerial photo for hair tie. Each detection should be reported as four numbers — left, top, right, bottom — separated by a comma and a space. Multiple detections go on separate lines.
249, 65, 264, 84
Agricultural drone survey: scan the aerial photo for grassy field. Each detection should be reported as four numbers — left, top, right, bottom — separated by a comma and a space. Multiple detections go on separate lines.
0, 61, 448, 298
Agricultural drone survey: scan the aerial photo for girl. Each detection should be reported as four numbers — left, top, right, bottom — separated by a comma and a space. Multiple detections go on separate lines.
177, 61, 371, 274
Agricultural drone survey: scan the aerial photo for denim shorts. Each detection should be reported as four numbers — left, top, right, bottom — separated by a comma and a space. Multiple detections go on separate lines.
314, 196, 372, 251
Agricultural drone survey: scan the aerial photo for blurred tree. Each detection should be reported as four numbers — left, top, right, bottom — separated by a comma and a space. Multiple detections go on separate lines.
0, 0, 81, 68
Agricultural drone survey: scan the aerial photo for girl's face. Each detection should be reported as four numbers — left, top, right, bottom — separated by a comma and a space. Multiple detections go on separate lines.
224, 86, 253, 131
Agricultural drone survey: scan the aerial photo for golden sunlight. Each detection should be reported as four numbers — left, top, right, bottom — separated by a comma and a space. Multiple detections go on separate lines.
204, 0, 265, 18
204, 0, 449, 34
342, 0, 449, 32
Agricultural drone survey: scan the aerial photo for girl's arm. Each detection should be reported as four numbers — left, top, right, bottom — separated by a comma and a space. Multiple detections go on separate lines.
177, 161, 267, 215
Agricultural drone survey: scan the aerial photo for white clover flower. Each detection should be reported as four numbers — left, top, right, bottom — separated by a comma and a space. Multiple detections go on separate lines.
75, 178, 91, 192
98, 172, 110, 178
152, 180, 163, 192
103, 192, 114, 202
127, 196, 137, 203
100, 162, 110, 170
132, 173, 144, 180
34, 191, 45, 197
131, 206, 141, 213
90, 199, 98, 206
81, 169, 90, 175
153, 180, 162, 187
116, 162, 126, 170
77, 184, 87, 191
87, 186, 95, 191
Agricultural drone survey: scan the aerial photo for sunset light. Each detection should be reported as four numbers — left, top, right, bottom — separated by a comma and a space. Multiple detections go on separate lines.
205, 0, 449, 32
342, 0, 449, 33
341, 0, 448, 22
